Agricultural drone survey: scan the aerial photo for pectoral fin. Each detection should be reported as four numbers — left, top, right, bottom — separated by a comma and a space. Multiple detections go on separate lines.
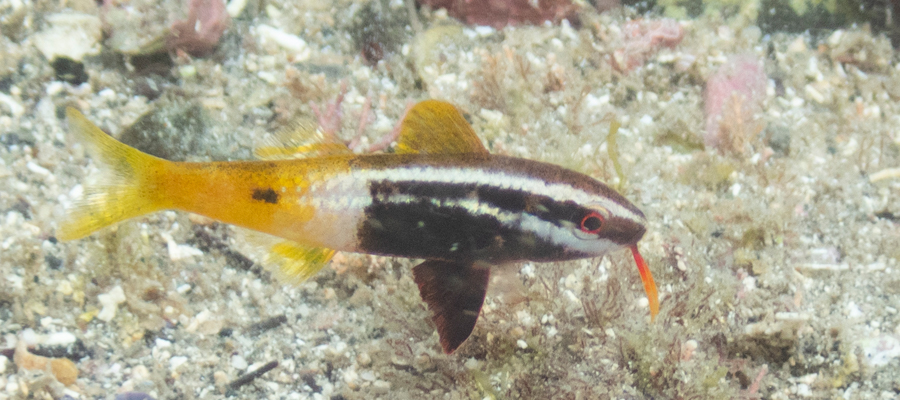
396, 100, 489, 155
412, 260, 490, 354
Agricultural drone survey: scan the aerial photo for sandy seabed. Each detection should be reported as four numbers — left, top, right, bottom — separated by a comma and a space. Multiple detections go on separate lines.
1, 0, 900, 399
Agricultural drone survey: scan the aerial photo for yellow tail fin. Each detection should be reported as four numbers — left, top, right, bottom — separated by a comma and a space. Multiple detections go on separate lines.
58, 108, 171, 241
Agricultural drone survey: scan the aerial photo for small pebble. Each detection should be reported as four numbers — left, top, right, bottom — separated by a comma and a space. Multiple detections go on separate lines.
255, 24, 311, 61
169, 356, 188, 371
57, 280, 74, 296
414, 354, 434, 371
390, 356, 409, 368
33, 13, 103, 61
510, 327, 525, 338
372, 379, 391, 394
97, 286, 126, 322
356, 352, 371, 367
132, 365, 150, 381
681, 339, 698, 361
161, 233, 203, 261
343, 368, 359, 389
360, 370, 376, 381
226, 0, 248, 17
43, 331, 76, 346
26, 161, 50, 176
114, 392, 156, 400
213, 370, 228, 386
231, 355, 248, 370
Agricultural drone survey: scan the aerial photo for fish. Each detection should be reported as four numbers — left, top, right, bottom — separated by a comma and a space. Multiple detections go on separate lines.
60, 99, 658, 354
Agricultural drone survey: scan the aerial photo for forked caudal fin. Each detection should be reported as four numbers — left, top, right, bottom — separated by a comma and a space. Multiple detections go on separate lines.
58, 108, 171, 241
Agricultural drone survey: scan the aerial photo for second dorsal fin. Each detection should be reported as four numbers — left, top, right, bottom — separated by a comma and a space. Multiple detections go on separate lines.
255, 118, 352, 160
396, 100, 488, 155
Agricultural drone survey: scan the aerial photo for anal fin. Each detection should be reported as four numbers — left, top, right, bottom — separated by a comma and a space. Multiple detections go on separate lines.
265, 240, 336, 284
412, 260, 490, 354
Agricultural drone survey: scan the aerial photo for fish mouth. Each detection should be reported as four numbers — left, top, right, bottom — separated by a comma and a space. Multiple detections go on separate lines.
601, 216, 647, 246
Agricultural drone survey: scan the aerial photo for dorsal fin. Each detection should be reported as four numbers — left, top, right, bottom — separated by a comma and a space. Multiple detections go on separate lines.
255, 118, 352, 160
396, 100, 488, 155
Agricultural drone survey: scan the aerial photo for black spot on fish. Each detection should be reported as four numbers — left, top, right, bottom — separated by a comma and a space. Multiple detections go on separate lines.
252, 188, 280, 204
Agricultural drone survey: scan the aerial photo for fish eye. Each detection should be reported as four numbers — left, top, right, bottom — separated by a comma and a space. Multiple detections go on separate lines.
579, 211, 604, 234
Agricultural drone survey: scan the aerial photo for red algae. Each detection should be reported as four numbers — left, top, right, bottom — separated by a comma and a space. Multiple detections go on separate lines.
167, 0, 229, 56
703, 54, 767, 155
612, 18, 684, 73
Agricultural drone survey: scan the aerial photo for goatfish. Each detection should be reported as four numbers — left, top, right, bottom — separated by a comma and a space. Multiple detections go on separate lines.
60, 100, 657, 354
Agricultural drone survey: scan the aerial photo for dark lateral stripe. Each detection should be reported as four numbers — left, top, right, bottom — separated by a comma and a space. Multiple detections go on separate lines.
369, 180, 587, 230
356, 197, 582, 263
476, 185, 527, 213
347, 153, 645, 220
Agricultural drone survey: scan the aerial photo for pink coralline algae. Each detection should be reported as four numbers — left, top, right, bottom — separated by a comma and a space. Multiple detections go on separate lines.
167, 0, 230, 56
612, 18, 684, 72
417, 0, 579, 29
704, 55, 768, 155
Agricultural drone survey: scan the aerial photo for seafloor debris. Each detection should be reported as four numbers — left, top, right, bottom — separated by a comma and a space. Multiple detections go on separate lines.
117, 99, 215, 161
32, 12, 101, 86
254, 24, 311, 62
349, 0, 411, 65
417, 0, 579, 28
825, 29, 892, 73
167, 0, 229, 56
13, 338, 78, 386
114, 392, 157, 400
869, 167, 900, 182
246, 314, 288, 335
227, 361, 279, 390
612, 18, 684, 72
2, 0, 899, 397
97, 285, 127, 322
103, 0, 228, 57
50, 57, 89, 86
33, 12, 102, 62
